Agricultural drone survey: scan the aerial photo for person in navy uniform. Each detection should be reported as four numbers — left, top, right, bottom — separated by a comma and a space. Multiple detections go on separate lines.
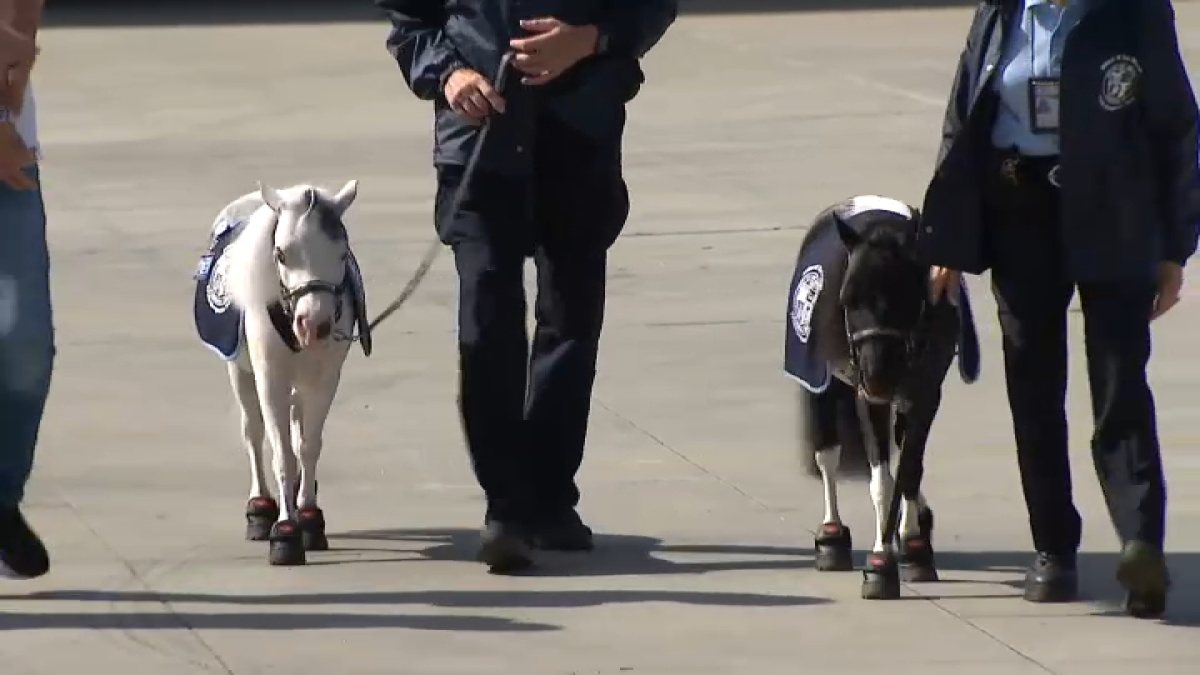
917, 0, 1198, 617
377, 0, 677, 572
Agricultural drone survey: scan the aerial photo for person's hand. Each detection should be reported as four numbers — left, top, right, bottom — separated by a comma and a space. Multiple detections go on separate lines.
509, 18, 598, 86
443, 67, 506, 124
0, 120, 36, 190
928, 265, 961, 305
1150, 261, 1184, 321
0, 44, 38, 116
0, 24, 35, 74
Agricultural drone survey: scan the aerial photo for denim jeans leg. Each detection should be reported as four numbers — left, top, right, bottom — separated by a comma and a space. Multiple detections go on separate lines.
0, 165, 55, 509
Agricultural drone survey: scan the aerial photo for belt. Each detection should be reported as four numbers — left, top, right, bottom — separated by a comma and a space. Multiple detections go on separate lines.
990, 150, 1061, 189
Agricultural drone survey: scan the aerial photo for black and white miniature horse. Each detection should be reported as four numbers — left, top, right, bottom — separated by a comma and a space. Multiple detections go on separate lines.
785, 195, 980, 599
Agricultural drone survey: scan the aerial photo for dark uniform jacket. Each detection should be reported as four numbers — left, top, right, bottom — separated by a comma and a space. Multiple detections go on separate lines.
378, 0, 677, 176
918, 0, 1200, 281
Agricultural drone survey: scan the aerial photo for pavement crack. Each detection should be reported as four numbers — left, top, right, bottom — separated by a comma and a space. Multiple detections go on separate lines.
52, 487, 238, 675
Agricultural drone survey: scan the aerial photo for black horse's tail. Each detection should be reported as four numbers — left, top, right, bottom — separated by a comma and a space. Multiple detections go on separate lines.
796, 384, 872, 481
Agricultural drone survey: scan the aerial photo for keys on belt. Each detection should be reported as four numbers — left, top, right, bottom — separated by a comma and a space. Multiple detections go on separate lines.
998, 155, 1061, 188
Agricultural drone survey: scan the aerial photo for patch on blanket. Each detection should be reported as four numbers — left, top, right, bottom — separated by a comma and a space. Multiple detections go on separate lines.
193, 216, 243, 361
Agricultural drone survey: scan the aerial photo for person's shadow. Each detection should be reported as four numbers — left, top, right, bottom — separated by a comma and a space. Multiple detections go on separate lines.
323, 527, 1200, 626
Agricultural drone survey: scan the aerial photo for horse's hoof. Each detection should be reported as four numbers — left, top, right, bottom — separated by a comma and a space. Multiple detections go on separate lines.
861, 552, 901, 600
900, 535, 938, 582
297, 506, 329, 552
245, 497, 279, 541
814, 523, 854, 572
268, 520, 306, 566
918, 507, 934, 542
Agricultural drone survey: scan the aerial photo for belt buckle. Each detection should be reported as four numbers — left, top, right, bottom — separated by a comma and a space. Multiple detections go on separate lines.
1047, 164, 1061, 188
1000, 157, 1020, 185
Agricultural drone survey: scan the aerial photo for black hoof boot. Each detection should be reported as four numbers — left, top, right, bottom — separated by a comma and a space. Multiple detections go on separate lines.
861, 551, 901, 600
245, 497, 279, 541
297, 506, 328, 552
900, 507, 938, 582
813, 523, 854, 572
900, 535, 939, 582
918, 506, 934, 541
268, 520, 306, 566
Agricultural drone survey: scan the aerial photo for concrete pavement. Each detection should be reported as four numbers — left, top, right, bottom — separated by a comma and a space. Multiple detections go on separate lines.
4, 3, 1200, 673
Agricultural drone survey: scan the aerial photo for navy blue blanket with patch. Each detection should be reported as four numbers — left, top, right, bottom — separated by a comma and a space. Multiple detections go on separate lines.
194, 222, 243, 361
783, 209, 981, 391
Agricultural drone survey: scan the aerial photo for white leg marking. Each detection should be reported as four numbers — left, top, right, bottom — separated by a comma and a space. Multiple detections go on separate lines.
228, 363, 268, 501
900, 499, 922, 540
815, 445, 842, 526
858, 398, 894, 554
868, 462, 895, 553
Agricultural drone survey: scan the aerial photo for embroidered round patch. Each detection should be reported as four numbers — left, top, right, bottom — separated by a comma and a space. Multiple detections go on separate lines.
1099, 55, 1141, 112
206, 254, 233, 314
790, 264, 824, 344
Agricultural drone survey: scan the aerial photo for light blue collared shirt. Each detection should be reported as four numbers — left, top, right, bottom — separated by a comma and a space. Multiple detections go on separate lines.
990, 0, 1090, 156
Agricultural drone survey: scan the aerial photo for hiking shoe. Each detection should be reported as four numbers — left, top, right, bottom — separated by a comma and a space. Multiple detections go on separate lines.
1116, 540, 1169, 619
0, 507, 49, 580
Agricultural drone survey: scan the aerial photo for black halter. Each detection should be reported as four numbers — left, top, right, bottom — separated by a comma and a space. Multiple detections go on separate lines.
842, 293, 931, 400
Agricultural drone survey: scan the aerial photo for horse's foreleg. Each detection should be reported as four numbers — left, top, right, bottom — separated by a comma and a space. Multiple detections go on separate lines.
896, 391, 943, 583
861, 398, 901, 600
228, 362, 277, 541
249, 342, 305, 567
292, 358, 343, 553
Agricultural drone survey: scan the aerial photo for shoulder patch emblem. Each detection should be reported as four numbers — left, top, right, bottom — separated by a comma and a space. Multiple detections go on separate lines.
206, 253, 233, 314
1099, 55, 1141, 112
790, 264, 824, 344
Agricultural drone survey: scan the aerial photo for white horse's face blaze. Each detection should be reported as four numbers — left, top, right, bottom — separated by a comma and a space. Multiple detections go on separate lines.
260, 180, 358, 349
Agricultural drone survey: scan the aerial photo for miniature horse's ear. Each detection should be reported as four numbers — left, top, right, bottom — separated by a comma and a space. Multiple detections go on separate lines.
833, 212, 861, 250
330, 179, 358, 217
258, 182, 284, 213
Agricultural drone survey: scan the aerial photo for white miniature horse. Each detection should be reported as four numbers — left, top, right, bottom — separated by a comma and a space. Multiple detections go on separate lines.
192, 180, 372, 566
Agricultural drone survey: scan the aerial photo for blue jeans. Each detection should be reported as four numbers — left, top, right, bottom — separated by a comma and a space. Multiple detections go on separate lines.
0, 165, 54, 509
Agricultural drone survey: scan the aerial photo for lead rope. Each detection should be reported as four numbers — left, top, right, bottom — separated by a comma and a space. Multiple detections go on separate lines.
352, 52, 516, 338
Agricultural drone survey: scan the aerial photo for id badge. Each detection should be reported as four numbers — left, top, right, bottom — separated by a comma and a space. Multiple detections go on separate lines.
1028, 78, 1061, 135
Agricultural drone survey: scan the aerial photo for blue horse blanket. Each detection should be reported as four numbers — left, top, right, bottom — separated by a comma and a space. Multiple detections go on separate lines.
783, 196, 980, 393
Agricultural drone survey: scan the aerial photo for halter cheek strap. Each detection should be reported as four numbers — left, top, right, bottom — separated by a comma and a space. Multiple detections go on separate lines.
267, 301, 301, 352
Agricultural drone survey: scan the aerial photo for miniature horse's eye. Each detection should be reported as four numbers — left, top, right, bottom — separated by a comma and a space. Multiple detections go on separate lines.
273, 247, 286, 265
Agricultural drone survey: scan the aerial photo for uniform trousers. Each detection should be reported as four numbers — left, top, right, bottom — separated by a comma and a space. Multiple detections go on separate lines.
434, 111, 630, 527
982, 149, 1167, 558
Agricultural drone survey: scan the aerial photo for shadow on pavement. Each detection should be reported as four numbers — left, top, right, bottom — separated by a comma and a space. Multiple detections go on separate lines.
2, 528, 1193, 629
42, 0, 979, 28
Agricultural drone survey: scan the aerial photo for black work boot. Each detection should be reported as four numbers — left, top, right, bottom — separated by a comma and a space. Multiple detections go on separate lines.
532, 509, 594, 552
0, 507, 49, 580
477, 520, 534, 574
1023, 552, 1078, 603
1116, 540, 1170, 619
